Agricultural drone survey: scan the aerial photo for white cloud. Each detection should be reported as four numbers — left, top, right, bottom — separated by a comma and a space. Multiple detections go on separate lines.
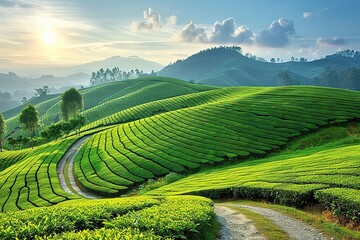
210, 18, 253, 44
174, 18, 253, 44
131, 8, 162, 31
316, 37, 346, 47
173, 21, 208, 43
256, 18, 295, 47
166, 15, 177, 26
303, 12, 314, 19
131, 8, 177, 31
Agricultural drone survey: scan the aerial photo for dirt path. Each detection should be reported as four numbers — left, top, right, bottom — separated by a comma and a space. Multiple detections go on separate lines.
215, 206, 265, 240
57, 136, 99, 199
220, 204, 328, 240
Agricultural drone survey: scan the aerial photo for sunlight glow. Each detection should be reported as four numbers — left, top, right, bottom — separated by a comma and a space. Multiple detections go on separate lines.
43, 26, 56, 46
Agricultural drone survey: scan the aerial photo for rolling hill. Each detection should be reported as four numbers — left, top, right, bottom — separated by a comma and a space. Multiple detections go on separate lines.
159, 47, 360, 87
1, 78, 360, 239
3, 77, 216, 139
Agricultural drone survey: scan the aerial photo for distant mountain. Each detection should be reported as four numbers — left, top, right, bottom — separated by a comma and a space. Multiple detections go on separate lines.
0, 56, 164, 98
15, 56, 164, 77
158, 47, 360, 87
0, 72, 89, 93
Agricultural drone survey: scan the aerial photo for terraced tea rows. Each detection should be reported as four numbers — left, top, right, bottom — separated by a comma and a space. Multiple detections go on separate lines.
75, 86, 360, 195
3, 77, 215, 140
0, 195, 214, 240
0, 138, 79, 212
148, 142, 360, 221
82, 86, 264, 131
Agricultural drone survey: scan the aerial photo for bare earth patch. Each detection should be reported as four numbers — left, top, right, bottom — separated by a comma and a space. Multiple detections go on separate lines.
215, 206, 265, 240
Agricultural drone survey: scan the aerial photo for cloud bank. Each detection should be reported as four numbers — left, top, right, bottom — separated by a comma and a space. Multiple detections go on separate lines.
174, 17, 296, 47
316, 37, 346, 47
174, 18, 254, 44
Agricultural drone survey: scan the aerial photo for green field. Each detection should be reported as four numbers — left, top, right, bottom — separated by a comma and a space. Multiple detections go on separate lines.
74, 86, 360, 195
1, 78, 360, 238
3, 77, 215, 140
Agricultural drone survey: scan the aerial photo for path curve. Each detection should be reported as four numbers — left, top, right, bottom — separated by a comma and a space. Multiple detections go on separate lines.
215, 206, 265, 240
220, 204, 328, 240
57, 136, 99, 199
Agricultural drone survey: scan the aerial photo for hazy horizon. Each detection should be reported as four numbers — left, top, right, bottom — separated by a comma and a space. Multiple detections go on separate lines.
1, 0, 360, 72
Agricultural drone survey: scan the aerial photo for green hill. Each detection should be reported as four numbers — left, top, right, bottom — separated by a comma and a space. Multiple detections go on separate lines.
1, 82, 360, 237
159, 47, 360, 87
3, 77, 216, 140
72, 86, 360, 196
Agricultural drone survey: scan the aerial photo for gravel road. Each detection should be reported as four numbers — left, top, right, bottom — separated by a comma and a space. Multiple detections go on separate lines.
215, 206, 266, 240
57, 136, 99, 199
220, 204, 328, 240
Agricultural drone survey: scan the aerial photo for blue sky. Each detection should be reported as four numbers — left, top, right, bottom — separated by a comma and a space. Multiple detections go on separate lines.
0, 0, 359, 71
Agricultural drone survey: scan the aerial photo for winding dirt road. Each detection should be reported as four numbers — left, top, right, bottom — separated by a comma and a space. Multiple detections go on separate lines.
217, 204, 328, 240
57, 136, 99, 199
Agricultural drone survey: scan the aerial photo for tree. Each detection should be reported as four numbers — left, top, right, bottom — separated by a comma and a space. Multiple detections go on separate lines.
61, 88, 83, 121
270, 58, 276, 63
21, 97, 28, 105
313, 68, 339, 88
278, 71, 300, 86
19, 104, 39, 148
70, 115, 87, 135
0, 113, 5, 152
35, 86, 50, 97
343, 67, 360, 90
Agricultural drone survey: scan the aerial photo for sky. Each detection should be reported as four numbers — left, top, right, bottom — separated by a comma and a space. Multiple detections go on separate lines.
1, 0, 360, 72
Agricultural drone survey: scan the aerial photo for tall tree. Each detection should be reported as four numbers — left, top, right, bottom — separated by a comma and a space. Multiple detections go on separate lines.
19, 104, 39, 148
61, 88, 83, 121
0, 113, 6, 152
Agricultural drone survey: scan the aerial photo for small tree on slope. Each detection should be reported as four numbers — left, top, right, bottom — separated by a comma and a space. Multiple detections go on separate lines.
0, 113, 6, 152
19, 104, 39, 148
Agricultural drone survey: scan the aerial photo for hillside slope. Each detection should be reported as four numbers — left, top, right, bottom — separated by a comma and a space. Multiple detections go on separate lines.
159, 47, 360, 87
1, 85, 360, 216
73, 86, 360, 195
3, 77, 216, 138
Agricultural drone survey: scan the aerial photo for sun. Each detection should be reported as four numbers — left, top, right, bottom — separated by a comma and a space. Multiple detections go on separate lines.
43, 27, 56, 46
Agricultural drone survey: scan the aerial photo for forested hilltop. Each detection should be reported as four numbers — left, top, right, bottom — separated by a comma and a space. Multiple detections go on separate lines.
159, 47, 360, 89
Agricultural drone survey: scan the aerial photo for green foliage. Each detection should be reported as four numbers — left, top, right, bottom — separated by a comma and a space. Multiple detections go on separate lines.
277, 71, 299, 86
61, 88, 83, 121
76, 86, 360, 195
315, 188, 360, 223
0, 113, 5, 152
45, 228, 164, 240
19, 105, 39, 147
148, 143, 360, 222
35, 86, 50, 97
0, 197, 159, 239
0, 137, 79, 212
138, 172, 185, 194
0, 196, 213, 240
105, 196, 214, 240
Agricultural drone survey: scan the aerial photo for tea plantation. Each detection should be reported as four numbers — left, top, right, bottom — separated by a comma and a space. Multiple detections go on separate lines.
1, 78, 360, 238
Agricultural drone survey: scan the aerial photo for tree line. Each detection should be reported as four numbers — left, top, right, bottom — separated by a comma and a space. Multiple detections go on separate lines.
278, 67, 360, 90
90, 67, 157, 86
0, 88, 85, 151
